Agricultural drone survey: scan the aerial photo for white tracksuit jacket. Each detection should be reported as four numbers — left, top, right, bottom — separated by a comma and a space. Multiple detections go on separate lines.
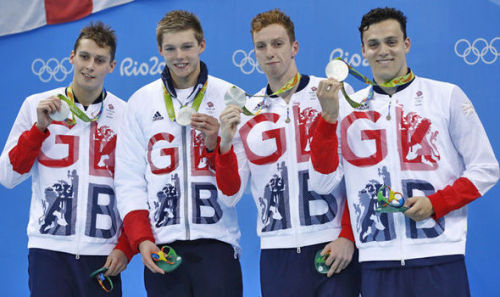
219, 75, 354, 249
0, 88, 126, 256
309, 76, 499, 262
115, 76, 241, 250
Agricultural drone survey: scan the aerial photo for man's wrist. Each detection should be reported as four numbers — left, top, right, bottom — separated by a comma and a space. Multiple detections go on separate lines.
220, 138, 232, 154
321, 111, 338, 124
35, 122, 47, 132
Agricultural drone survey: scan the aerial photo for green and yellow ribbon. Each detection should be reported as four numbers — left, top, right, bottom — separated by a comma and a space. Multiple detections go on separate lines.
163, 81, 208, 123
57, 85, 104, 126
244, 72, 301, 116
335, 57, 415, 108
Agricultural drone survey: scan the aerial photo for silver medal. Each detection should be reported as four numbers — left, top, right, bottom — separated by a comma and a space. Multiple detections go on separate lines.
325, 59, 349, 82
176, 106, 195, 126
224, 85, 247, 108
49, 99, 70, 121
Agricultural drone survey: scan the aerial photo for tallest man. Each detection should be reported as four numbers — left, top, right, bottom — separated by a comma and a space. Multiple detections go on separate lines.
309, 7, 499, 297
215, 8, 360, 297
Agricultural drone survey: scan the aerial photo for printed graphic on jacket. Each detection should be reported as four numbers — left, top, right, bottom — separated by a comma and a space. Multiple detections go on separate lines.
355, 166, 396, 243
153, 174, 181, 227
396, 105, 440, 170
39, 170, 78, 235
259, 161, 291, 232
191, 130, 214, 176
354, 166, 445, 243
341, 106, 440, 170
293, 104, 319, 163
90, 124, 117, 177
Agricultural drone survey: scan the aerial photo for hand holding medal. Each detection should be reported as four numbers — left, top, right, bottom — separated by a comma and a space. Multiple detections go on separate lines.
314, 249, 331, 274
223, 73, 302, 124
325, 57, 415, 109
48, 98, 70, 121
224, 85, 254, 116
151, 245, 182, 273
325, 59, 349, 82
53, 86, 104, 126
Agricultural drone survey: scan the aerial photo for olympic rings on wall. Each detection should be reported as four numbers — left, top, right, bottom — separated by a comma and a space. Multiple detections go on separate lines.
32, 57, 73, 82
454, 37, 499, 65
232, 49, 264, 75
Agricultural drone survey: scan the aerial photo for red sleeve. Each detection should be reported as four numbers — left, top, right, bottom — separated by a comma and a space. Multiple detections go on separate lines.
310, 116, 339, 174
122, 210, 155, 252
428, 177, 481, 220
114, 230, 136, 261
338, 200, 355, 242
8, 123, 50, 174
215, 145, 240, 196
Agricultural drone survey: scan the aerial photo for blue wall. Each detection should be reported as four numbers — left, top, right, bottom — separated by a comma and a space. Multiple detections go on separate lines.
0, 0, 498, 296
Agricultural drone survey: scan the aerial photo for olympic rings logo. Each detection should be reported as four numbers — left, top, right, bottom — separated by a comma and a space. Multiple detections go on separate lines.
454, 37, 499, 65
32, 57, 73, 82
232, 49, 263, 75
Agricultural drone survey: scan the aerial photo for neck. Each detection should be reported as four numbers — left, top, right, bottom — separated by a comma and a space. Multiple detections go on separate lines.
267, 64, 299, 101
72, 82, 102, 106
379, 86, 397, 96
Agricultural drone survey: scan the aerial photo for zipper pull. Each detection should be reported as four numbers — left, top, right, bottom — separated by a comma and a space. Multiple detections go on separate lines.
401, 258, 405, 266
76, 253, 80, 260
296, 247, 301, 254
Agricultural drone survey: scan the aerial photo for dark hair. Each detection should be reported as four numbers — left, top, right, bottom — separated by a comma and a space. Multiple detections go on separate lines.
73, 21, 117, 61
156, 10, 204, 47
251, 8, 295, 43
359, 7, 407, 42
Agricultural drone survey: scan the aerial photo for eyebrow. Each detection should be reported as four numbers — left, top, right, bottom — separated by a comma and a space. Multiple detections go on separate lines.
79, 51, 108, 59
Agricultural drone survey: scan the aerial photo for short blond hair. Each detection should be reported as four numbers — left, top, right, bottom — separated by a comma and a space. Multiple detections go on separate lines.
156, 10, 204, 47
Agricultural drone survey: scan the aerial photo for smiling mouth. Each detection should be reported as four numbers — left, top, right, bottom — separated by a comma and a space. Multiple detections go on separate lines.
174, 63, 188, 69
377, 58, 394, 64
82, 72, 95, 79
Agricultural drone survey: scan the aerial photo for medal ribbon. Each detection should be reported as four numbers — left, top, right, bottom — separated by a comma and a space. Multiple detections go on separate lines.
242, 72, 301, 116
334, 57, 415, 108
163, 81, 208, 123
57, 85, 104, 126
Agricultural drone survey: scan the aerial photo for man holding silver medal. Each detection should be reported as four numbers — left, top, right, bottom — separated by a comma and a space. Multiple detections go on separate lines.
114, 10, 243, 297
0, 22, 134, 296
214, 8, 361, 297
308, 7, 499, 297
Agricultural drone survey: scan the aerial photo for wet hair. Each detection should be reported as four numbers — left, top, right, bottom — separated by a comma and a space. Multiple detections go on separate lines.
359, 7, 407, 42
250, 8, 295, 43
73, 21, 117, 61
156, 10, 204, 47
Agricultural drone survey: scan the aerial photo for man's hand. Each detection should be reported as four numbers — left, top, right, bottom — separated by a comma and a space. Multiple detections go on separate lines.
316, 78, 341, 123
403, 196, 435, 221
219, 105, 241, 154
138, 240, 164, 274
321, 237, 355, 277
103, 249, 128, 276
191, 113, 220, 151
36, 96, 62, 131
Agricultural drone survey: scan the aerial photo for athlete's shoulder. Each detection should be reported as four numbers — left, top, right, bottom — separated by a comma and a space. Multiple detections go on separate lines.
207, 75, 237, 89
128, 78, 163, 103
414, 76, 458, 90
104, 91, 126, 107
